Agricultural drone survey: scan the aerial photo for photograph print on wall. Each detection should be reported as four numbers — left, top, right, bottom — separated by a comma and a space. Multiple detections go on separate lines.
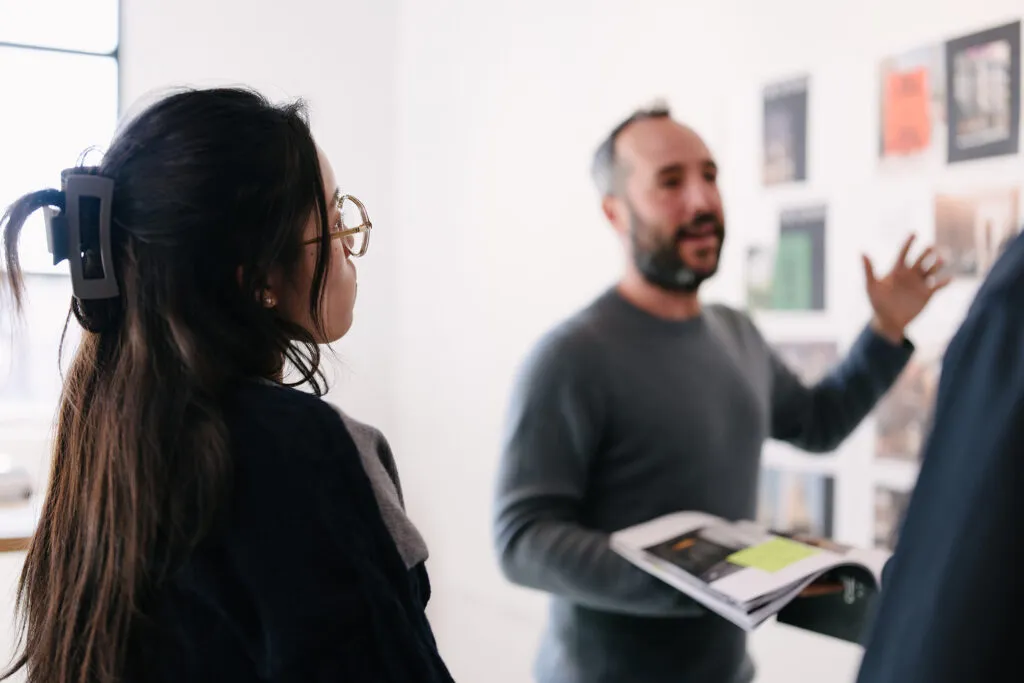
945, 20, 1021, 163
934, 187, 1021, 279
875, 350, 942, 463
763, 75, 809, 185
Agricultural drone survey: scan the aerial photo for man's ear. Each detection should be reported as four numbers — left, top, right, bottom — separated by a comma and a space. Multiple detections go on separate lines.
601, 195, 616, 224
602, 195, 628, 237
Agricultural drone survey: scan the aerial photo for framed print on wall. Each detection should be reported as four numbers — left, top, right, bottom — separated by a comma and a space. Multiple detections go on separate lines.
945, 21, 1021, 163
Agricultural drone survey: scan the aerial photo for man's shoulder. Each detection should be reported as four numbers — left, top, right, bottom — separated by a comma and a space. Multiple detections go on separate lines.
540, 310, 604, 352
532, 291, 619, 351
515, 294, 616, 384
703, 301, 751, 325
703, 302, 763, 342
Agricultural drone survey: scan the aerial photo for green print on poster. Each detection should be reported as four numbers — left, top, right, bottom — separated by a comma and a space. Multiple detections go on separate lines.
771, 232, 813, 309
770, 206, 827, 311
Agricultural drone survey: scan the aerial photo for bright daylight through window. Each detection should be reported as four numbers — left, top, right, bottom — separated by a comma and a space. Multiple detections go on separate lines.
0, 0, 119, 411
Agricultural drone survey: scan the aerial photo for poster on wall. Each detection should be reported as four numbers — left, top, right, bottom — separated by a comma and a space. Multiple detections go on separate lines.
878, 44, 946, 160
945, 21, 1021, 163
757, 467, 835, 538
771, 205, 826, 310
763, 76, 809, 185
934, 187, 1021, 278
874, 485, 912, 550
772, 341, 839, 385
875, 350, 942, 463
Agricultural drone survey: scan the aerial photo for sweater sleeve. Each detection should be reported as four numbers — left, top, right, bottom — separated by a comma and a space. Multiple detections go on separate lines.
855, 295, 1024, 683
492, 328, 702, 617
769, 322, 914, 452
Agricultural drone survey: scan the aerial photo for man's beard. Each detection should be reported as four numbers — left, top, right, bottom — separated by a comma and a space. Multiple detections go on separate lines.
628, 205, 725, 293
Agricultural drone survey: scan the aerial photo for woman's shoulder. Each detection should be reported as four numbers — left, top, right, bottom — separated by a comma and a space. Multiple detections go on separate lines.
227, 378, 339, 416
333, 410, 401, 484
222, 380, 357, 467
217, 381, 383, 538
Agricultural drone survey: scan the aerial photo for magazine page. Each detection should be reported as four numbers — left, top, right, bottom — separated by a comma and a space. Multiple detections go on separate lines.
611, 542, 767, 629
771, 531, 891, 584
612, 514, 875, 607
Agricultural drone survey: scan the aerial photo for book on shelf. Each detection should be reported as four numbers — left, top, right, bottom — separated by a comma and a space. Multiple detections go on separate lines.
610, 511, 890, 642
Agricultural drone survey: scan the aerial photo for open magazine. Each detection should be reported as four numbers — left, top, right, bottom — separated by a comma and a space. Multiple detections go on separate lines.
611, 511, 891, 639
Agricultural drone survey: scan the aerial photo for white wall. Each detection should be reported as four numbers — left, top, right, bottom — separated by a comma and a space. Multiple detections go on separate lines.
1, 1, 1022, 682
119, 0, 404, 434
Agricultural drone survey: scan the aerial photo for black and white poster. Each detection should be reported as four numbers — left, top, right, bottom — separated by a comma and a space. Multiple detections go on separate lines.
763, 76, 809, 185
945, 21, 1021, 163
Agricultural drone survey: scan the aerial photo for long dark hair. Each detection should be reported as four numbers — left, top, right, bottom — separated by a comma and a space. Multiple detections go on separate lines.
0, 87, 335, 683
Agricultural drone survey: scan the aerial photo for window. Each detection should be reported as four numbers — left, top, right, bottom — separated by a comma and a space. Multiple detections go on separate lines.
0, 0, 119, 415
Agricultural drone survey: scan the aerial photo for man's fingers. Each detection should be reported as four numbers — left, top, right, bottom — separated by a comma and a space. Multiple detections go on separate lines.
922, 257, 945, 279
913, 246, 935, 272
895, 234, 916, 268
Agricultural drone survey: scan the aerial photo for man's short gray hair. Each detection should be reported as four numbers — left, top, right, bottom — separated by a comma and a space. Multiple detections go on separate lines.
590, 101, 672, 197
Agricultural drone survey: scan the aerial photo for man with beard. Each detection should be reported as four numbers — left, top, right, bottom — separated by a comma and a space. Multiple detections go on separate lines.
492, 104, 948, 683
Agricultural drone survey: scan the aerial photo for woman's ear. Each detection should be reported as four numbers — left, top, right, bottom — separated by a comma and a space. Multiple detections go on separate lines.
236, 265, 278, 308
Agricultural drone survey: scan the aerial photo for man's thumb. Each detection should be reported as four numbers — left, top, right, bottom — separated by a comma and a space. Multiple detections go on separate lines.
862, 254, 876, 283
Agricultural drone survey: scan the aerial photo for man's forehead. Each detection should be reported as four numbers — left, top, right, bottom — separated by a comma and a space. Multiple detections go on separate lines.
617, 118, 713, 169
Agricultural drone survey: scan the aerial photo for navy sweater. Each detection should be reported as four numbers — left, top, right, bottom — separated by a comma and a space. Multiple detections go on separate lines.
856, 230, 1024, 683
125, 382, 454, 682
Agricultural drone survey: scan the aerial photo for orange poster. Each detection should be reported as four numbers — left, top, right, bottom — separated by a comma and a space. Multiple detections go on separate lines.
883, 67, 931, 155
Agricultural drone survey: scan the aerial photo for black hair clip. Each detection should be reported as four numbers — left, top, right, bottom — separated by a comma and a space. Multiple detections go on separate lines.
42, 170, 119, 300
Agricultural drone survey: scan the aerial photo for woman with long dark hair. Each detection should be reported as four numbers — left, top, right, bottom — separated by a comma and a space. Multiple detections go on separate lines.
0, 87, 452, 683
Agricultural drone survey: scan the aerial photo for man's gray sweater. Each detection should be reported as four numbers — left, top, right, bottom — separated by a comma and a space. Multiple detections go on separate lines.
493, 287, 912, 683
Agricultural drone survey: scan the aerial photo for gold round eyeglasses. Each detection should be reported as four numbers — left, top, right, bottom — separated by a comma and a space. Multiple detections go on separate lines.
303, 193, 372, 257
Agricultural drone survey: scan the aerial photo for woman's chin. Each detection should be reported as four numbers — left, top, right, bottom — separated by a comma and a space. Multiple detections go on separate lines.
323, 311, 355, 344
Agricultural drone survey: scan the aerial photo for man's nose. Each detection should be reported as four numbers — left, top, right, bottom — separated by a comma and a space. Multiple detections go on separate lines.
679, 181, 715, 218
